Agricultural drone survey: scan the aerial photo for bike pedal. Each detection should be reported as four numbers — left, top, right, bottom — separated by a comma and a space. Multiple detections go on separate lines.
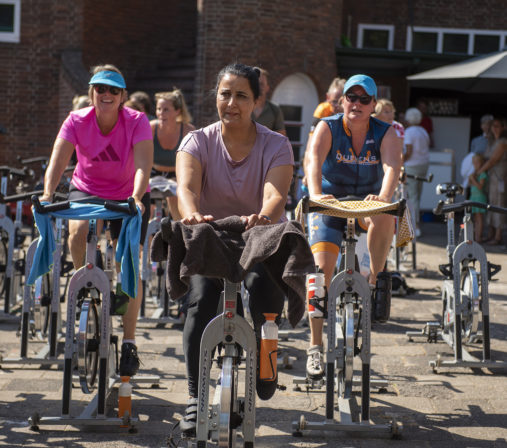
276, 383, 287, 391
438, 263, 453, 279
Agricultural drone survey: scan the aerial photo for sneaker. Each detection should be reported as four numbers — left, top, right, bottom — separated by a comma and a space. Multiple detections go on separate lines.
415, 227, 421, 238
119, 342, 140, 377
306, 345, 324, 380
180, 397, 198, 438
372, 272, 392, 323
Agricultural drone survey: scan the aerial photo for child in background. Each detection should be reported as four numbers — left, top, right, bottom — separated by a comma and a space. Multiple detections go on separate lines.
468, 153, 489, 242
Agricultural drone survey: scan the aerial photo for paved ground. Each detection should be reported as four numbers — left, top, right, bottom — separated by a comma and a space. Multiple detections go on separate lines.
1, 221, 507, 447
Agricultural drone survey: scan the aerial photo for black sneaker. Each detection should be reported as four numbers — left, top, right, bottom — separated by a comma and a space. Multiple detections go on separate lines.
180, 397, 198, 438
119, 342, 140, 377
372, 272, 392, 323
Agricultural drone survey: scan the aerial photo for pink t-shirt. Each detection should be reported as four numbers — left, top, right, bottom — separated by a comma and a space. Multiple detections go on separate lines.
178, 121, 294, 220
58, 106, 152, 200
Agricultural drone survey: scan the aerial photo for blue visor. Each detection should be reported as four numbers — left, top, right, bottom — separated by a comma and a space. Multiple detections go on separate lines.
344, 74, 377, 99
89, 70, 126, 89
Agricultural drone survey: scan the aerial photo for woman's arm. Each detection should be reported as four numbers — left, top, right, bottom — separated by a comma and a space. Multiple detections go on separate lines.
307, 120, 333, 200
176, 151, 213, 224
132, 139, 154, 213
243, 164, 293, 230
477, 141, 507, 174
41, 138, 75, 202
370, 126, 402, 203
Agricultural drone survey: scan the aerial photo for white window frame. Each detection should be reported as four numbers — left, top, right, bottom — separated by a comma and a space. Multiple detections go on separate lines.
0, 0, 21, 43
406, 26, 507, 55
357, 24, 394, 50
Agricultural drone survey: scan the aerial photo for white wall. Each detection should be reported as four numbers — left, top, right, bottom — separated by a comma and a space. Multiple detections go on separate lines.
271, 73, 319, 158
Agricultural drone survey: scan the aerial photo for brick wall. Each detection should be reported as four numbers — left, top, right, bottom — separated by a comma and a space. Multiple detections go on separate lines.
0, 0, 83, 165
193, 0, 343, 126
343, 0, 507, 50
82, 0, 197, 85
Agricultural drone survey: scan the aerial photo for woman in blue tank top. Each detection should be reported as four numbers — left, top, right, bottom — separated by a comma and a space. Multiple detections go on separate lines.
304, 75, 402, 380
149, 89, 195, 219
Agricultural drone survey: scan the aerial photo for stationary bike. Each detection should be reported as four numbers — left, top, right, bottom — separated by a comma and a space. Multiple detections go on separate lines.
407, 183, 507, 372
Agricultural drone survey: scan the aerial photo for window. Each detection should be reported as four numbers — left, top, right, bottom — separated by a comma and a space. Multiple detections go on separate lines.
0, 0, 20, 43
357, 24, 394, 50
280, 105, 303, 161
443, 33, 468, 54
474, 34, 500, 54
407, 26, 505, 55
412, 32, 438, 53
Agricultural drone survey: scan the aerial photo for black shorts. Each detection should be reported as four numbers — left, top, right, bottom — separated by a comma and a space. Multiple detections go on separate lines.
68, 184, 151, 244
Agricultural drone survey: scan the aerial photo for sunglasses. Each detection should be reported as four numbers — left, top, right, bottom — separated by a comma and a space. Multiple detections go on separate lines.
345, 93, 373, 105
93, 84, 122, 95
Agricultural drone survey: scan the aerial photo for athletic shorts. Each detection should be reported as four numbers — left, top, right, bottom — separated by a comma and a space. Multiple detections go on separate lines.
308, 212, 368, 256
68, 184, 150, 244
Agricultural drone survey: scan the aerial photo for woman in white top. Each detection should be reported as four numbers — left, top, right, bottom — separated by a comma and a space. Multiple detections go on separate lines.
403, 107, 430, 236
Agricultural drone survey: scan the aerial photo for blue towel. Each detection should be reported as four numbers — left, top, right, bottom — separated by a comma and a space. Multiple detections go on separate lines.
27, 202, 141, 298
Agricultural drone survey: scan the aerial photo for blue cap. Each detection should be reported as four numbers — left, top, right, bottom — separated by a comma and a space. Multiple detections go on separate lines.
88, 70, 126, 89
343, 74, 377, 99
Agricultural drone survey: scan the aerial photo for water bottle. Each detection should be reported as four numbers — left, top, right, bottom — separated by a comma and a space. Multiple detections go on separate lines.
259, 313, 278, 381
118, 376, 132, 426
306, 270, 326, 318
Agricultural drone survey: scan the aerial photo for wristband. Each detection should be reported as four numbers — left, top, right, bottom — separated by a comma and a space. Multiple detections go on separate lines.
259, 214, 271, 222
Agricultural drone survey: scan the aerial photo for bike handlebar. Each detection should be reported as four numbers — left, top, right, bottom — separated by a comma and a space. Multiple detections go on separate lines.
0, 165, 33, 179
18, 156, 49, 165
433, 199, 507, 216
32, 195, 137, 216
302, 195, 406, 217
400, 171, 433, 183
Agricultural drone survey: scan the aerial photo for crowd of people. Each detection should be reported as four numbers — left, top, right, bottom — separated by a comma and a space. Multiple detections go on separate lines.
39, 61, 506, 438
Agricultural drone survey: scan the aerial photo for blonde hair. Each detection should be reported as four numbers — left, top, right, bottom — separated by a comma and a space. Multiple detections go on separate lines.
72, 95, 90, 110
155, 88, 192, 124
87, 64, 127, 107
374, 98, 395, 116
327, 77, 346, 94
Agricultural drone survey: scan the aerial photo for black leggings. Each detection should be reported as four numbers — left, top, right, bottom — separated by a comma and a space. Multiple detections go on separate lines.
182, 263, 285, 397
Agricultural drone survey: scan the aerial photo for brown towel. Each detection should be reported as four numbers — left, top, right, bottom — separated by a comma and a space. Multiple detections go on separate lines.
150, 216, 315, 327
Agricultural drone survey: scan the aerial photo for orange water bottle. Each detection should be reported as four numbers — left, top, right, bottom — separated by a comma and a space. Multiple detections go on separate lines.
259, 313, 278, 381
118, 376, 132, 426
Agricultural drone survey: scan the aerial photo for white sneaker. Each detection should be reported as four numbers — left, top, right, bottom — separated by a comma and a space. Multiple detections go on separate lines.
415, 228, 421, 238
306, 345, 324, 379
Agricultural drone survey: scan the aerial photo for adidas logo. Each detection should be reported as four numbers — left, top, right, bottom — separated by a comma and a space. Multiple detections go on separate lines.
92, 144, 120, 162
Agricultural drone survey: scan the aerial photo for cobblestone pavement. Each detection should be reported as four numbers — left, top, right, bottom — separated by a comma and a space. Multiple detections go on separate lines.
0, 222, 506, 447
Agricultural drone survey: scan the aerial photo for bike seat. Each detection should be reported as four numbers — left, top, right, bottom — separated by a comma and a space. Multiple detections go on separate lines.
436, 183, 463, 198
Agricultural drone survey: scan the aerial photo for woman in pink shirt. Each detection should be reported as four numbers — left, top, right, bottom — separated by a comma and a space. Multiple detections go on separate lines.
41, 64, 153, 378
176, 63, 294, 436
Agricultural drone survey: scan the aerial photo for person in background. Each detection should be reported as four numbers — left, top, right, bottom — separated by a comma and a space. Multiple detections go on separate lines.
124, 98, 144, 112
41, 64, 153, 378
468, 153, 489, 242
461, 114, 494, 190
176, 63, 293, 436
149, 89, 195, 220
471, 114, 494, 155
373, 98, 405, 140
476, 118, 507, 245
72, 95, 90, 110
403, 107, 430, 238
302, 77, 346, 188
252, 68, 286, 135
130, 91, 156, 120
416, 98, 434, 148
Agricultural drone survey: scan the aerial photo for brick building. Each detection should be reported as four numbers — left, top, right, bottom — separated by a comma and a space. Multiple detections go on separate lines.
0, 0, 506, 169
